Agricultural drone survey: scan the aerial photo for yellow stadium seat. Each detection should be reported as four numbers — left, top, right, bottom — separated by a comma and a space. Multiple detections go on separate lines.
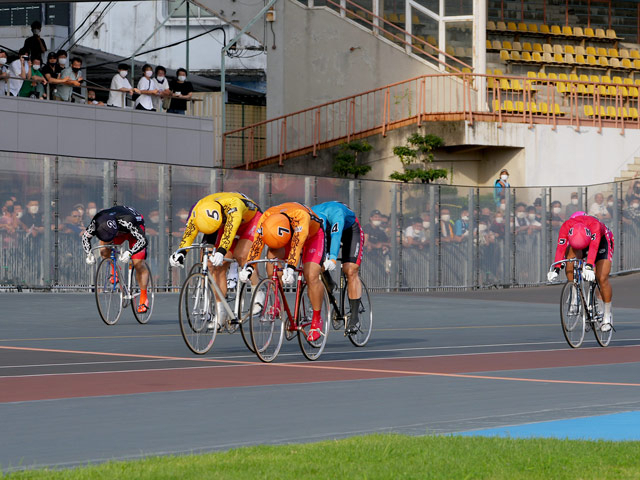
584, 105, 595, 117
596, 105, 606, 117
606, 29, 617, 39
500, 50, 510, 61
585, 27, 595, 37
543, 43, 553, 54
601, 76, 611, 83
620, 86, 629, 97
494, 69, 503, 75
599, 57, 609, 67
527, 71, 538, 82
629, 86, 639, 97
620, 49, 630, 59
547, 72, 558, 80
554, 104, 564, 116
610, 58, 621, 69
629, 107, 639, 119
575, 54, 586, 65
522, 51, 532, 62
565, 53, 575, 64
532, 52, 543, 63
507, 22, 517, 31
595, 28, 606, 38
511, 51, 522, 61
497, 21, 507, 31
499, 78, 510, 90
586, 46, 597, 56
590, 74, 600, 83
579, 74, 589, 82
487, 20, 496, 30
528, 23, 538, 33
533, 43, 543, 53
609, 48, 619, 58
553, 44, 563, 55
503, 40, 513, 50
575, 45, 587, 56
446, 45, 455, 56
606, 106, 616, 118
558, 73, 569, 81
634, 60, 640, 69
518, 22, 528, 32
398, 13, 405, 23
486, 40, 492, 50
492, 99, 500, 111
574, 26, 584, 37
543, 52, 554, 63
631, 50, 640, 60
597, 47, 607, 57
564, 45, 575, 55
551, 25, 562, 35
557, 82, 568, 94
554, 53, 564, 63
612, 76, 622, 84
487, 76, 495, 89
606, 86, 617, 96
562, 26, 572, 36
504, 100, 514, 112
576, 83, 587, 95
624, 78, 633, 85
539, 24, 550, 34
538, 102, 549, 114
514, 101, 525, 113
511, 79, 523, 91
427, 36, 437, 46
569, 73, 579, 82
622, 59, 633, 69
596, 85, 607, 96
522, 42, 533, 52
512, 41, 522, 51
388, 12, 399, 22
587, 55, 597, 66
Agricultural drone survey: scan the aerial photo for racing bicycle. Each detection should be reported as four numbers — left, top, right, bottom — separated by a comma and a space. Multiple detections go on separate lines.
93, 244, 155, 326
247, 259, 331, 363
551, 258, 613, 348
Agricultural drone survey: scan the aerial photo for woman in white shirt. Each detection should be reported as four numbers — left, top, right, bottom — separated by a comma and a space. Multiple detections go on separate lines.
107, 63, 137, 108
152, 65, 170, 112
135, 64, 158, 111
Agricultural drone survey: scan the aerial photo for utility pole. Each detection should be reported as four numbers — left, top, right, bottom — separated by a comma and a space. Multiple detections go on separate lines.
186, 0, 190, 73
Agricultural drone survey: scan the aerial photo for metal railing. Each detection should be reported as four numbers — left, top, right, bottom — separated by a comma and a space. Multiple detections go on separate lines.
2, 151, 640, 292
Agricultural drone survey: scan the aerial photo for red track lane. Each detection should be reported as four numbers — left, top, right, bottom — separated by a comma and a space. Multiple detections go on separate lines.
3, 346, 640, 403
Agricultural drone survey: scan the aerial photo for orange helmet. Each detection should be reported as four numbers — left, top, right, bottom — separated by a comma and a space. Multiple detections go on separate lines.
261, 213, 291, 249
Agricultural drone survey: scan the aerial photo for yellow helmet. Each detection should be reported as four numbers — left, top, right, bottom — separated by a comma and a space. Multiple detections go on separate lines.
193, 202, 223, 234
261, 213, 292, 249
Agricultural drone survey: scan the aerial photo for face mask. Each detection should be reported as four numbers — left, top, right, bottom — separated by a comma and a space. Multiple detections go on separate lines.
516, 212, 525, 219
178, 213, 189, 221
553, 207, 561, 214
607, 201, 614, 207
571, 198, 578, 205
119, 70, 128, 78
33, 29, 41, 35
422, 221, 430, 228
33, 65, 40, 71
28, 206, 39, 215
500, 174, 508, 181
495, 217, 504, 224
441, 214, 450, 222
72, 67, 80, 73
371, 220, 381, 227
178, 75, 186, 82
0, 57, 6, 65
88, 208, 97, 216
633, 204, 640, 210
58, 58, 67, 66
499, 203, 506, 211
150, 216, 160, 223
478, 224, 487, 232
15, 211, 23, 219
156, 75, 165, 82
144, 70, 152, 78
461, 216, 469, 222
528, 213, 536, 221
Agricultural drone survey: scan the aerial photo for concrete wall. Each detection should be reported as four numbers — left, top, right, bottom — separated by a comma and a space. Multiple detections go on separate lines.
0, 95, 214, 167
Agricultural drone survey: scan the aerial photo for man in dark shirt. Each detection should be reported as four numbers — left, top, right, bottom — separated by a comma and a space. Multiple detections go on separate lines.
363, 209, 390, 255
41, 52, 60, 100
23, 21, 47, 61
22, 199, 44, 237
168, 68, 193, 114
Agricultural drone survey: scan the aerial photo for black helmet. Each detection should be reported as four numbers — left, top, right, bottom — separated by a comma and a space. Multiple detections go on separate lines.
95, 216, 118, 242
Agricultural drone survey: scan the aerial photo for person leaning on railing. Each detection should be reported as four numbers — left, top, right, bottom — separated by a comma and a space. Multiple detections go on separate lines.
18, 57, 46, 99
167, 68, 193, 115
107, 64, 139, 108
54, 57, 83, 102
135, 64, 159, 111
7, 48, 29, 97
0, 50, 8, 95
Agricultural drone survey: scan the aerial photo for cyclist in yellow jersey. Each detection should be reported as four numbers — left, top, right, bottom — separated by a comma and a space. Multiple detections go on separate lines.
169, 192, 262, 329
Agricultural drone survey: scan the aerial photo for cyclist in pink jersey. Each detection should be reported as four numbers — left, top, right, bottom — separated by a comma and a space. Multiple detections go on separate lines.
547, 211, 614, 331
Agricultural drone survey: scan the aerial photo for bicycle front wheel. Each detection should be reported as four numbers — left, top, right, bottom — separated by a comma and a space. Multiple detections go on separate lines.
297, 283, 330, 361
560, 282, 585, 348
179, 272, 216, 354
591, 283, 612, 347
95, 257, 124, 326
237, 283, 255, 352
341, 277, 373, 347
250, 278, 284, 363
131, 261, 155, 324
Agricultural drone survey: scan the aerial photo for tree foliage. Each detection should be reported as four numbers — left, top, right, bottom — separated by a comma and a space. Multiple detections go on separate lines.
389, 132, 447, 184
333, 140, 373, 179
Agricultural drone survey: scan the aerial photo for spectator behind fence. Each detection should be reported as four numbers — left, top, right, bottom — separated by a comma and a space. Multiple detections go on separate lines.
41, 52, 60, 98
626, 180, 640, 205
18, 57, 46, 99
551, 200, 564, 228
0, 202, 18, 244
588, 192, 610, 221
83, 201, 97, 224
8, 48, 29, 97
454, 209, 470, 238
533, 198, 542, 222
363, 209, 390, 255
439, 208, 457, 242
404, 217, 427, 248
526, 206, 541, 231
86, 89, 104, 105
625, 198, 640, 226
493, 168, 510, 207
490, 210, 505, 239
146, 209, 161, 236
62, 207, 84, 236
55, 56, 83, 102
153, 65, 171, 112
168, 68, 193, 115
135, 64, 158, 111
0, 50, 8, 95
514, 203, 529, 235
477, 219, 495, 245
108, 64, 137, 108
565, 192, 581, 218
22, 199, 44, 237
23, 21, 47, 61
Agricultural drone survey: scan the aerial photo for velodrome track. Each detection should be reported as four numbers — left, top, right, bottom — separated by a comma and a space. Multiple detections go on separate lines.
2, 275, 640, 472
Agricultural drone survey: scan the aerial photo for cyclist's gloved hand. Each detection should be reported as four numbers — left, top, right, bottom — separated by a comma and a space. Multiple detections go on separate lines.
583, 264, 596, 282
211, 251, 225, 267
282, 266, 296, 285
118, 250, 132, 264
85, 252, 96, 265
169, 251, 184, 268
239, 266, 254, 283
547, 268, 559, 282
323, 258, 336, 272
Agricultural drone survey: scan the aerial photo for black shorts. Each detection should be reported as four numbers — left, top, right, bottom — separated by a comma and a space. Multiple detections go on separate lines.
578, 229, 614, 263
333, 221, 364, 265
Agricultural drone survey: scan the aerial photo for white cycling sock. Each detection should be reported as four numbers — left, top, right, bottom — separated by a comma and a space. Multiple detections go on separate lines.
216, 301, 227, 325
604, 302, 612, 317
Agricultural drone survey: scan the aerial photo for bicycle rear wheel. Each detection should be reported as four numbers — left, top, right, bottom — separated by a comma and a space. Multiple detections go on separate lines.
341, 278, 373, 347
131, 261, 155, 324
591, 283, 612, 347
179, 272, 216, 354
95, 257, 123, 326
560, 282, 585, 348
297, 283, 330, 361
250, 278, 284, 363
237, 283, 255, 352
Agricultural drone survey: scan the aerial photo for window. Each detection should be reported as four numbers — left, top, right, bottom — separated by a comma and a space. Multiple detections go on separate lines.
167, 0, 213, 18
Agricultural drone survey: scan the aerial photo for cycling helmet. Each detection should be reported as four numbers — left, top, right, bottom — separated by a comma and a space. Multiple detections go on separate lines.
568, 222, 591, 250
570, 210, 587, 219
261, 213, 291, 249
193, 202, 222, 234
95, 216, 118, 242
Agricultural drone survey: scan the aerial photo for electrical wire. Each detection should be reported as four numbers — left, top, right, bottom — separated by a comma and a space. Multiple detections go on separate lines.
68, 2, 114, 51
58, 2, 102, 50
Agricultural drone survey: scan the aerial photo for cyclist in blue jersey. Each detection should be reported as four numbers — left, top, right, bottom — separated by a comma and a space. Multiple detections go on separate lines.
312, 201, 364, 335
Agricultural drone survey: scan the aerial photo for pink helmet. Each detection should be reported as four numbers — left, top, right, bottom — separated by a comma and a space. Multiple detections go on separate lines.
570, 210, 587, 219
568, 223, 591, 250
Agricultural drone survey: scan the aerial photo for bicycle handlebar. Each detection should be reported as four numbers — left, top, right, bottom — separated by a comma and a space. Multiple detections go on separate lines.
91, 244, 119, 252
176, 243, 217, 254
549, 258, 581, 270
245, 258, 300, 271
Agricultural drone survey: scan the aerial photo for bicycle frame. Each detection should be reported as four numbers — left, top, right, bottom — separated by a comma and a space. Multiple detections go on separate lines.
321, 271, 347, 323
92, 244, 136, 301
550, 258, 598, 321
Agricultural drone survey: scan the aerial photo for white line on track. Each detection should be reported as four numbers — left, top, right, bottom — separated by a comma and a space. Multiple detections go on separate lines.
0, 359, 170, 369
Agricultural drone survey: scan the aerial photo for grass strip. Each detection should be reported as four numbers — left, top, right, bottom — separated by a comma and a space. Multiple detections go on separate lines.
3, 433, 640, 479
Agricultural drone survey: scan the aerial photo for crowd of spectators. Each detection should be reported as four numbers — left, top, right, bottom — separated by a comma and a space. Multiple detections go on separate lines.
0, 21, 194, 113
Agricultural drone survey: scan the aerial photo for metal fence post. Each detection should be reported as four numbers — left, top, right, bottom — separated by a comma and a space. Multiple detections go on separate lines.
466, 187, 475, 288
304, 177, 313, 206
258, 173, 268, 208
158, 165, 169, 291
428, 185, 437, 288
390, 183, 399, 290
210, 168, 222, 193
504, 186, 512, 285
348, 180, 357, 213
53, 156, 59, 287
103, 161, 114, 208
540, 187, 550, 282
43, 156, 52, 288
612, 182, 621, 272
112, 161, 118, 206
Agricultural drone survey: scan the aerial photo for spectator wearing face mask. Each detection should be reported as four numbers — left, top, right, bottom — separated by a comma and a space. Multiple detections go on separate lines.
18, 56, 46, 98
526, 206, 541, 231
23, 21, 47, 61
108, 64, 138, 108
493, 168, 510, 207
168, 68, 193, 114
565, 192, 581, 218
0, 50, 9, 96
83, 202, 98, 224
86, 89, 104, 105
135, 64, 159, 111
477, 220, 495, 245
438, 208, 457, 242
588, 192, 611, 221
550, 200, 564, 228
8, 47, 29, 97
625, 198, 640, 226
153, 65, 171, 112
41, 51, 60, 99
22, 199, 44, 237
454, 210, 470, 238
404, 217, 427, 247
490, 211, 505, 239
55, 56, 83, 102
363, 209, 390, 254
626, 180, 640, 205
514, 203, 530, 235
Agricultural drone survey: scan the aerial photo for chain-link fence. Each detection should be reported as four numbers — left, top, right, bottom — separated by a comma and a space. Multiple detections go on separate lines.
1, 151, 640, 290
